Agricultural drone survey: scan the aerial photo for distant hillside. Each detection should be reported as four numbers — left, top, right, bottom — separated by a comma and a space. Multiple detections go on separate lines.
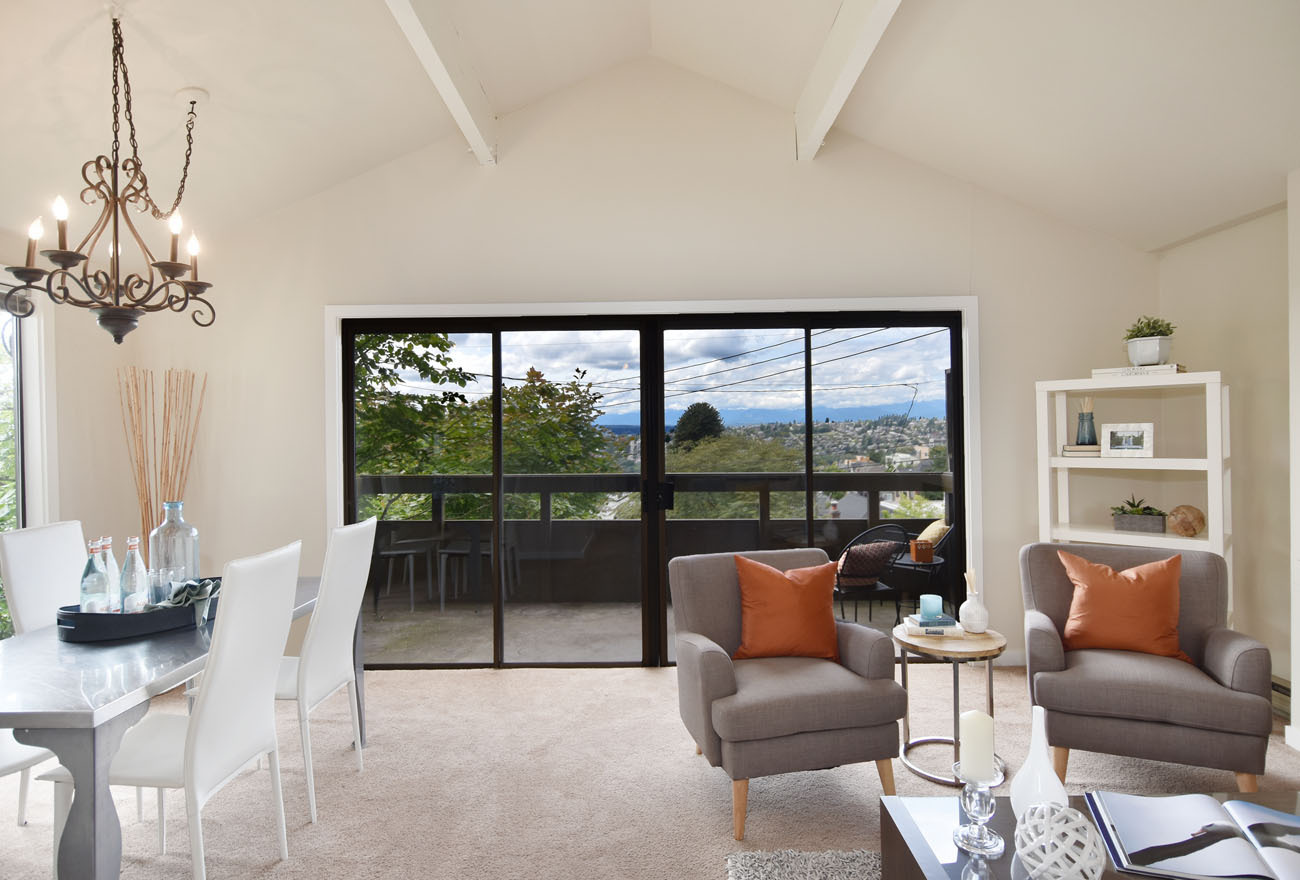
598, 398, 947, 429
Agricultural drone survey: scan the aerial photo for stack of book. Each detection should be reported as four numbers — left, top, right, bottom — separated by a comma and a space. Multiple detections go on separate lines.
903, 613, 964, 637
1061, 443, 1100, 457
1091, 363, 1186, 378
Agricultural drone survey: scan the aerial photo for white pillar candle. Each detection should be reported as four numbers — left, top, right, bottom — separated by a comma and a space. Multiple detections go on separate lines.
959, 709, 995, 782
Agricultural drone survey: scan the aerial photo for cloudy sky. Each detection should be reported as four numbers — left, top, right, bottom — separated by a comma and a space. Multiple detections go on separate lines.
393, 325, 950, 426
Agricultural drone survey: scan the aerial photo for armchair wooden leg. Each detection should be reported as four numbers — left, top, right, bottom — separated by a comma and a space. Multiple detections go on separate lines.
1052, 747, 1069, 784
1236, 772, 1259, 793
876, 759, 896, 796
732, 779, 749, 841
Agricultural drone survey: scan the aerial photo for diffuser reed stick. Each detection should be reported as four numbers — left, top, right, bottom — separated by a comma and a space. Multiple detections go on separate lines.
117, 367, 207, 566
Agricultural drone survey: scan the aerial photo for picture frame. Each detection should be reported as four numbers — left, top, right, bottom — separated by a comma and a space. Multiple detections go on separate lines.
1100, 422, 1154, 458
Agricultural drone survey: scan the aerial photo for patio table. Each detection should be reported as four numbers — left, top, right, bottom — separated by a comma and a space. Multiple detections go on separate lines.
0, 577, 326, 879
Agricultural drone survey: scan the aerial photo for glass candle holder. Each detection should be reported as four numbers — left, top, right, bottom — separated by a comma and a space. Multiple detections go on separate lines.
953, 763, 1005, 858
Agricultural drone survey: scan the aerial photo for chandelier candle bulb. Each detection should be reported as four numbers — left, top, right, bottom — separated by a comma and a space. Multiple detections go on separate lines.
25, 219, 42, 267
959, 709, 995, 782
52, 197, 68, 250
187, 234, 199, 280
168, 212, 183, 262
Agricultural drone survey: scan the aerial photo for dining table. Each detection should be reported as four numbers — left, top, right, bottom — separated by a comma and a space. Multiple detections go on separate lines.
0, 576, 359, 879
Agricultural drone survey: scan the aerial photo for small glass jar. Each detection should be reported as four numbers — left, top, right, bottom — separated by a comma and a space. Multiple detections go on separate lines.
148, 501, 200, 591
1076, 412, 1098, 446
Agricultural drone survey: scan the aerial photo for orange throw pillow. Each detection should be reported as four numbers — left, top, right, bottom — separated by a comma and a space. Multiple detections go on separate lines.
732, 555, 839, 661
1057, 550, 1190, 662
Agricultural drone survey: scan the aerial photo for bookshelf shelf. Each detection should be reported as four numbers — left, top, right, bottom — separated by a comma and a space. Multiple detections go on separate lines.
1048, 456, 1211, 471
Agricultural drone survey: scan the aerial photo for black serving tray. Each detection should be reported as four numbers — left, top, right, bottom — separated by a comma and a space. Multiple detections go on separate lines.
55, 600, 217, 643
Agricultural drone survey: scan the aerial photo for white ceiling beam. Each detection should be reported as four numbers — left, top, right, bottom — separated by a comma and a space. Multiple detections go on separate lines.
384, 0, 497, 165
794, 0, 902, 161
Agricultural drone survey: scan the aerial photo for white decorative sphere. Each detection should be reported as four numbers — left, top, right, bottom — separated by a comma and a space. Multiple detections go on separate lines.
1013, 803, 1105, 879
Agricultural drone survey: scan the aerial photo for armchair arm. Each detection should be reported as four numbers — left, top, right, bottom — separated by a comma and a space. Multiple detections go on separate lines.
1202, 626, 1271, 701
674, 631, 737, 765
1024, 610, 1065, 679
836, 620, 895, 680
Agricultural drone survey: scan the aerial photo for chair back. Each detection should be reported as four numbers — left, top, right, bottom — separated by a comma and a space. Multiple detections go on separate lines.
186, 541, 302, 806
299, 518, 377, 707
0, 521, 86, 634
668, 548, 829, 655
1019, 542, 1227, 664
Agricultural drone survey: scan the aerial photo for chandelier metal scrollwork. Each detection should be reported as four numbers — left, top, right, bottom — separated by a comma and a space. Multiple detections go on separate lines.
5, 15, 213, 344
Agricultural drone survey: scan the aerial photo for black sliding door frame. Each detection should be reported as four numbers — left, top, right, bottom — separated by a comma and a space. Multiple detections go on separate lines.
342, 308, 965, 670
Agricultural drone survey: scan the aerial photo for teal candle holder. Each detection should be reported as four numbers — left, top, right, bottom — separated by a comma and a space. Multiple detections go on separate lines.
920, 594, 942, 619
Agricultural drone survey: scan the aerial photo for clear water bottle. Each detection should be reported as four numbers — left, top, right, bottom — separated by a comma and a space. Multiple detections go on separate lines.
120, 536, 149, 613
79, 539, 110, 613
148, 501, 200, 587
99, 536, 122, 613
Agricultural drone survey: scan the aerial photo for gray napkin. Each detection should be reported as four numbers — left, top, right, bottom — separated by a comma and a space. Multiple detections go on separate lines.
147, 578, 222, 625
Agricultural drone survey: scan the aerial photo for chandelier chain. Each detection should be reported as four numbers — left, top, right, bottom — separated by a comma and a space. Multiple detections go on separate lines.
112, 17, 195, 221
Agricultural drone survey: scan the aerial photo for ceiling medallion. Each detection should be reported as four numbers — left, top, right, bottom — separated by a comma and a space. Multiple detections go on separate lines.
4, 14, 213, 343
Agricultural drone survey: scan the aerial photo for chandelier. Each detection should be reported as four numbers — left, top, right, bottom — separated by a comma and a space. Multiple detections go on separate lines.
4, 14, 213, 344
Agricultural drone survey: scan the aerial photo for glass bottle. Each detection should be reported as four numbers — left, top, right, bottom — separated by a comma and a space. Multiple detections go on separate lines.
99, 536, 122, 613
149, 501, 200, 587
79, 539, 110, 613
120, 536, 150, 613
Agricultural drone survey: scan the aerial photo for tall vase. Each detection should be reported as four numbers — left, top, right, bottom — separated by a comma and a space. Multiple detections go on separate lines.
958, 571, 989, 634
1010, 706, 1068, 821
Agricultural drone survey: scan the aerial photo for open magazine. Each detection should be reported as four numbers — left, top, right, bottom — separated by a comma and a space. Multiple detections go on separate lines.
1087, 791, 1300, 880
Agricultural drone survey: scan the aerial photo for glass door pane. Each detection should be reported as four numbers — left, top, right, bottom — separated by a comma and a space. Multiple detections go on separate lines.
0, 315, 19, 639
353, 330, 494, 664
811, 325, 955, 625
500, 330, 642, 663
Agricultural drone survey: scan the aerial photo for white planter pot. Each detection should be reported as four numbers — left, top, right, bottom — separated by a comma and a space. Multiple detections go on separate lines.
1126, 336, 1171, 366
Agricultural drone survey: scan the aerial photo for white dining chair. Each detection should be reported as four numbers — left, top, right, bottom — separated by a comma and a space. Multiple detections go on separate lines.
0, 520, 85, 825
277, 517, 375, 822
49, 540, 302, 880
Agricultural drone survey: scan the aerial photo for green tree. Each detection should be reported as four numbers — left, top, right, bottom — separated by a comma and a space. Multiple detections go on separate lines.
353, 333, 473, 520
928, 445, 949, 472
672, 402, 723, 446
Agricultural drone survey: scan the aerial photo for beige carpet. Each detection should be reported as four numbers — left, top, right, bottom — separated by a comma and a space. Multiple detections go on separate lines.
1, 665, 1298, 879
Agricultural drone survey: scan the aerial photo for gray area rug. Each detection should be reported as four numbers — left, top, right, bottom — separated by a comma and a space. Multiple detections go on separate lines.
726, 849, 882, 880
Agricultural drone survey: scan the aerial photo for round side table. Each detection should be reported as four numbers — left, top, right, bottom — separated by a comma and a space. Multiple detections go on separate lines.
892, 624, 1008, 787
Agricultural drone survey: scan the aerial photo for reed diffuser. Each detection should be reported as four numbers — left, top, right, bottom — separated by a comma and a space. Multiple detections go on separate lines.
117, 367, 207, 566
1076, 396, 1097, 446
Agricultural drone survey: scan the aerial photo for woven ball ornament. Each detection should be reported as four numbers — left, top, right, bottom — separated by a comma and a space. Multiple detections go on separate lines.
1013, 803, 1105, 879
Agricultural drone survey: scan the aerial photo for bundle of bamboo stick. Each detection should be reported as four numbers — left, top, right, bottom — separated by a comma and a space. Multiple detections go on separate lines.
117, 367, 207, 565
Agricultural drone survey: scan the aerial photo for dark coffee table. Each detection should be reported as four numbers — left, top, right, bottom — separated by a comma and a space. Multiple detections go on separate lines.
880, 792, 1298, 879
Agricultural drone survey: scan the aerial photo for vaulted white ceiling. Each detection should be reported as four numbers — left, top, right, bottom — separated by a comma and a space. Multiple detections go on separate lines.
2, 0, 1296, 252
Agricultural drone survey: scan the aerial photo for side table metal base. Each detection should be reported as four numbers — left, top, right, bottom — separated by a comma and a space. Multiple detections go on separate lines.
900, 736, 1006, 787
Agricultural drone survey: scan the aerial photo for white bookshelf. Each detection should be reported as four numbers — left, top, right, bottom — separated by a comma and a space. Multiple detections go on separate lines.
1035, 371, 1232, 614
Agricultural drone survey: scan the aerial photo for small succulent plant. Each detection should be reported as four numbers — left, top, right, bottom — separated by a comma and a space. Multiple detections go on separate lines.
1110, 494, 1166, 517
1123, 316, 1175, 341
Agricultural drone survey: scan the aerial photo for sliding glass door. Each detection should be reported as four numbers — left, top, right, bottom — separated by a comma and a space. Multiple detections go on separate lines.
344, 309, 963, 668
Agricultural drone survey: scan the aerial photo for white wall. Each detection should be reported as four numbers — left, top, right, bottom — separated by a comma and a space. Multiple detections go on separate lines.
48, 58, 1159, 656
1156, 209, 1290, 673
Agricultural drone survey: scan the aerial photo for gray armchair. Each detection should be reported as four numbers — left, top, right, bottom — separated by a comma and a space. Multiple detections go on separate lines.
1020, 543, 1272, 792
669, 548, 906, 840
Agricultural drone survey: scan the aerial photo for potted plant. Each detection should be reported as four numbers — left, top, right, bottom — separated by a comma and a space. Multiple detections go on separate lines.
1123, 315, 1175, 367
1111, 494, 1166, 533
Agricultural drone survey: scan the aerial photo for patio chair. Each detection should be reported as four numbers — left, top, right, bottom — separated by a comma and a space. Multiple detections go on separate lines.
833, 524, 909, 624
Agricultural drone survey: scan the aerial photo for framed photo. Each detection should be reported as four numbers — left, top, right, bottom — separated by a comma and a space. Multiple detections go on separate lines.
1101, 422, 1154, 458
